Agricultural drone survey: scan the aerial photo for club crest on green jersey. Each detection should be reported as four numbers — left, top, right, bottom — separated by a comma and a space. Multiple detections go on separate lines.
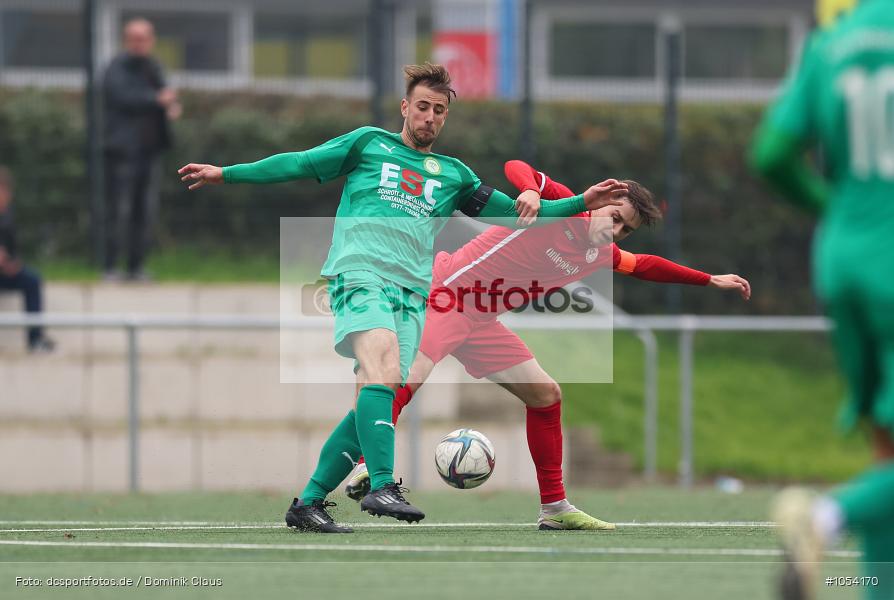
423, 157, 442, 175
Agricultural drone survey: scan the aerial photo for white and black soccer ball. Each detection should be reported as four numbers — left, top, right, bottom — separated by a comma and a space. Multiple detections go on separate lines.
434, 428, 495, 489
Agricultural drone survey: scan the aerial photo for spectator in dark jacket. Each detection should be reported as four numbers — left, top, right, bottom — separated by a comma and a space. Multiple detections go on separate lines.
102, 17, 180, 281
0, 167, 54, 353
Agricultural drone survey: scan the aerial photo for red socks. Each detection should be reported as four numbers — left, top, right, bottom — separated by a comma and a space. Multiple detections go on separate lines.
360, 391, 566, 506
526, 402, 566, 504
392, 385, 413, 424
357, 386, 414, 466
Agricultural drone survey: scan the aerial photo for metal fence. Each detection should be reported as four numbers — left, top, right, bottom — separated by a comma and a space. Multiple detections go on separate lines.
0, 312, 831, 491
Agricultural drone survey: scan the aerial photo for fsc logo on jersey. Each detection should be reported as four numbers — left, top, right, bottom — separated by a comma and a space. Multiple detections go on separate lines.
378, 162, 442, 206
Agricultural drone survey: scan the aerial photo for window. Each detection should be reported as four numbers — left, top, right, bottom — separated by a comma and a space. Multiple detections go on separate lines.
120, 10, 231, 72
1, 9, 83, 68
550, 22, 656, 79
253, 13, 367, 79
683, 24, 788, 80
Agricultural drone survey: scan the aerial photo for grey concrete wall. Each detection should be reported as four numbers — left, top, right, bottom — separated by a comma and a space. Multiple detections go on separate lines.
0, 283, 539, 494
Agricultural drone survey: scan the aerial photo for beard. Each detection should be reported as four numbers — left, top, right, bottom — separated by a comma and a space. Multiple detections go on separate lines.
410, 126, 437, 147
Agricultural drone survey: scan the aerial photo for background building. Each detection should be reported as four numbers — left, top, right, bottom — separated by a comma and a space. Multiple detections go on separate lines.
1, 0, 813, 102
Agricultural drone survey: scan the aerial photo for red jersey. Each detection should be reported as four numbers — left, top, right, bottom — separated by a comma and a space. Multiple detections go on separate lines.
428, 161, 710, 319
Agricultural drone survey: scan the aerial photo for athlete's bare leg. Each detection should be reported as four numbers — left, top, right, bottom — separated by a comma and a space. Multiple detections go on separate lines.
351, 328, 401, 399
404, 351, 437, 395
404, 355, 561, 408
485, 358, 561, 408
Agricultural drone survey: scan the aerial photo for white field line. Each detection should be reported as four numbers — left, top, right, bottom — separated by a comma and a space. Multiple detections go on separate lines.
0, 526, 283, 533
0, 521, 261, 526
0, 520, 776, 531
0, 539, 860, 559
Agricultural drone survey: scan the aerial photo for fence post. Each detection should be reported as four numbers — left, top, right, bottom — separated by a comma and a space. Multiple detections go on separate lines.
678, 320, 695, 488
636, 329, 659, 481
407, 386, 422, 487
662, 17, 683, 313
126, 323, 140, 493
83, 0, 103, 267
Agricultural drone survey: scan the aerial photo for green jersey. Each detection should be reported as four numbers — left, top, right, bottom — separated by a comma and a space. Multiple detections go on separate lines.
304, 126, 480, 293
760, 0, 894, 225
222, 126, 586, 294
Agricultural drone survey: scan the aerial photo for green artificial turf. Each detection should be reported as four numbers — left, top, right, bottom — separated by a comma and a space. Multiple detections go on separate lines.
0, 489, 866, 600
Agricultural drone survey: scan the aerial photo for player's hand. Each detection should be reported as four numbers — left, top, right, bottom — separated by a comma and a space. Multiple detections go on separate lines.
178, 163, 224, 190
515, 189, 541, 226
709, 274, 751, 301
582, 179, 628, 211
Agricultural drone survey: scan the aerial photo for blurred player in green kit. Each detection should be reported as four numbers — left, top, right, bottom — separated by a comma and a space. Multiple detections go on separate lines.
179, 63, 628, 533
751, 0, 894, 598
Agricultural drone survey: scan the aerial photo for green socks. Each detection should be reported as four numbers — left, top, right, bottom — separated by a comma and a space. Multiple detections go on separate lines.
299, 410, 362, 504
355, 385, 397, 490
833, 462, 894, 598
298, 385, 398, 502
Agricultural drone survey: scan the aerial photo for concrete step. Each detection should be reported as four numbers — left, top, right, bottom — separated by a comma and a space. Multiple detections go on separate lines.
0, 422, 537, 494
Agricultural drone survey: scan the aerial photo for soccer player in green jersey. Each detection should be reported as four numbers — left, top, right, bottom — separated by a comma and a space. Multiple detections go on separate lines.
179, 63, 628, 532
751, 1, 894, 598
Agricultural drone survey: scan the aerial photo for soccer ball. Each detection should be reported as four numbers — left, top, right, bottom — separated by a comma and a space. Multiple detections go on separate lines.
434, 428, 495, 489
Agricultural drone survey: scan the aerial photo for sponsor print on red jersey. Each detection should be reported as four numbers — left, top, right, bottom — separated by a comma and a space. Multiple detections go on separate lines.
429, 215, 614, 319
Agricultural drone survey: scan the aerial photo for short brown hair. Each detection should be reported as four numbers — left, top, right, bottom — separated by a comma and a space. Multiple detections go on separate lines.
404, 62, 456, 103
623, 180, 662, 227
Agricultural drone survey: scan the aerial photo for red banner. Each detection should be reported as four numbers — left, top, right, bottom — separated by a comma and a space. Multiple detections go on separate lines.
433, 31, 496, 99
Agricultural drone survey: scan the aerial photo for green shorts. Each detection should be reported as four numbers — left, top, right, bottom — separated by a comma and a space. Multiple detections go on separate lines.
328, 270, 427, 382
814, 227, 894, 436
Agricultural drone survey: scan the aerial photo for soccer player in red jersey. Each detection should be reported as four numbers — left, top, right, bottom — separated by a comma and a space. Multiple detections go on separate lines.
347, 160, 751, 529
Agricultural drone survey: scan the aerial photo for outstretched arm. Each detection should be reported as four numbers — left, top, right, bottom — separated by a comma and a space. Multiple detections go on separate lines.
613, 246, 751, 300
178, 153, 314, 190
179, 126, 381, 190
504, 160, 577, 225
467, 180, 627, 228
504, 160, 576, 200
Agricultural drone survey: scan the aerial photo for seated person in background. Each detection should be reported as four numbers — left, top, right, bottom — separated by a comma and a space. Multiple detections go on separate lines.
0, 167, 54, 353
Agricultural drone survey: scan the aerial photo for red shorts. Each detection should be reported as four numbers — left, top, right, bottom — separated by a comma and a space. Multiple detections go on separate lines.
420, 253, 534, 379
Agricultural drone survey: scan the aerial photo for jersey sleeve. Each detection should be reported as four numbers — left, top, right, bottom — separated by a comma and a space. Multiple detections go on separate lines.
456, 159, 585, 226
612, 245, 711, 285
504, 160, 543, 192
762, 33, 822, 142
223, 152, 314, 184
473, 186, 585, 226
451, 158, 484, 211
504, 160, 576, 199
749, 33, 830, 214
301, 126, 382, 183
222, 126, 381, 185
